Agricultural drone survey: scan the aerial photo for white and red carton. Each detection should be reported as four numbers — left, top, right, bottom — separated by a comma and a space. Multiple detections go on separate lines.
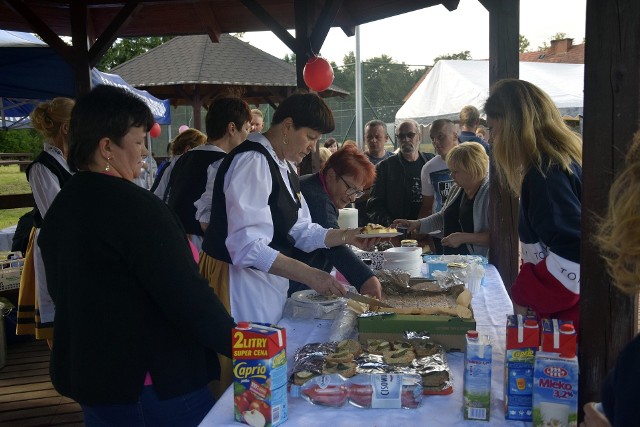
233, 322, 288, 427
540, 318, 577, 358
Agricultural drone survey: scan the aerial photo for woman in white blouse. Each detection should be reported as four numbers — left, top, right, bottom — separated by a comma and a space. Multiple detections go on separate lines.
17, 97, 74, 346
200, 93, 377, 325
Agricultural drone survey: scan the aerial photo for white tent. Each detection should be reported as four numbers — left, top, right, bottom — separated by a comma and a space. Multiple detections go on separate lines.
395, 60, 584, 126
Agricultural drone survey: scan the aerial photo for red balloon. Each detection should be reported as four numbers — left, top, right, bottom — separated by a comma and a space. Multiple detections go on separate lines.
149, 122, 161, 138
303, 56, 334, 92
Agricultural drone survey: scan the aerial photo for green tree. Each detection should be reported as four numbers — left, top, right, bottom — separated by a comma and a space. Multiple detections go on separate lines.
0, 129, 43, 157
283, 53, 296, 64
433, 50, 471, 64
325, 51, 426, 135
97, 36, 173, 71
519, 35, 530, 53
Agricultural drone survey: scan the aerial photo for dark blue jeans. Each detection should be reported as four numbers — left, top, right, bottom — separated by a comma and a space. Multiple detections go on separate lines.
81, 385, 215, 427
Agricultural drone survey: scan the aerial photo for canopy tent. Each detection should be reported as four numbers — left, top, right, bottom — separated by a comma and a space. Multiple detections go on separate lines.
395, 60, 584, 126
0, 30, 170, 128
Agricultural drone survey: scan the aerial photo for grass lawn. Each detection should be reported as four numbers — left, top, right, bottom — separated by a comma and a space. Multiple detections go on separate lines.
0, 165, 32, 229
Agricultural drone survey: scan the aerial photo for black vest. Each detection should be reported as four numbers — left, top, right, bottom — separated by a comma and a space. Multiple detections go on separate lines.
165, 149, 226, 236
26, 151, 72, 228
202, 140, 301, 263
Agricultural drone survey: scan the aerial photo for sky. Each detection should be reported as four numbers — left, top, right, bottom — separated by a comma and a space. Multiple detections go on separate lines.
241, 0, 587, 68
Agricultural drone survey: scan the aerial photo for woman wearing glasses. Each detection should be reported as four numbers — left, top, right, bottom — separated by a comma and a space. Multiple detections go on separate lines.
394, 142, 490, 256
289, 144, 382, 298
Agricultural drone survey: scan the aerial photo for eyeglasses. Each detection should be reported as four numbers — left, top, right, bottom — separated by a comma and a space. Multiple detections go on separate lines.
338, 174, 365, 198
396, 131, 417, 140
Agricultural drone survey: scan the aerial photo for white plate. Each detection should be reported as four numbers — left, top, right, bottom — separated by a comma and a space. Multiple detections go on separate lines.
291, 290, 344, 305
356, 232, 402, 238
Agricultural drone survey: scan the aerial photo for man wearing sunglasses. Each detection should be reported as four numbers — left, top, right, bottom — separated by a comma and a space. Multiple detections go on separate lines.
366, 119, 434, 229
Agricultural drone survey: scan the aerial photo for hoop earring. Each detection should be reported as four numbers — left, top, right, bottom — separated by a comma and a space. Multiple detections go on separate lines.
283, 134, 288, 145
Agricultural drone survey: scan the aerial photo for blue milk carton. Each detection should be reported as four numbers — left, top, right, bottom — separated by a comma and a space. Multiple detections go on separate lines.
532, 351, 579, 427
504, 314, 539, 421
463, 331, 492, 421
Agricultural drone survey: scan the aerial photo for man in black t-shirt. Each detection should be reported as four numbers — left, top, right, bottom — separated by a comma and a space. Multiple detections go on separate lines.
366, 119, 434, 229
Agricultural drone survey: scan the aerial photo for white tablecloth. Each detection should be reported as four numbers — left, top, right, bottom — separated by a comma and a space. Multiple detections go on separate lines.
201, 265, 529, 426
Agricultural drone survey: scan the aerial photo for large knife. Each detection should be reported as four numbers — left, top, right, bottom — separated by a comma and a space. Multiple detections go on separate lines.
345, 291, 394, 308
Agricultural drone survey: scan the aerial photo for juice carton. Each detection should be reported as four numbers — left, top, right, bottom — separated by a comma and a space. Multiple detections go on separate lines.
463, 331, 492, 421
532, 351, 579, 427
233, 322, 288, 427
504, 314, 539, 421
540, 319, 577, 357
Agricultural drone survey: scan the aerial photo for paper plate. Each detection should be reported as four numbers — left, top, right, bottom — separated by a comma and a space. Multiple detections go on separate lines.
291, 290, 345, 305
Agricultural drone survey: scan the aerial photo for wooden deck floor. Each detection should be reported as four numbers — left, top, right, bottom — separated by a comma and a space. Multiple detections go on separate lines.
0, 339, 84, 426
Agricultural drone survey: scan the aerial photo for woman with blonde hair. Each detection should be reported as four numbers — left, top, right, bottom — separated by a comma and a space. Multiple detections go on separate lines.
581, 131, 640, 427
485, 79, 582, 328
17, 97, 74, 344
394, 142, 490, 256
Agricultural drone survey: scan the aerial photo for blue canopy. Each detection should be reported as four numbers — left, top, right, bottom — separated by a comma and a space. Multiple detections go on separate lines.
0, 31, 170, 125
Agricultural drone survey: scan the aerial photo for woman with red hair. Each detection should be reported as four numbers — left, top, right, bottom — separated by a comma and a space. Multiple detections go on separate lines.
289, 144, 382, 298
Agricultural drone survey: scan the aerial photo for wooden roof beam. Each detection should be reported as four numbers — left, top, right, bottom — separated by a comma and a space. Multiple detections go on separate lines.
88, 0, 142, 67
240, 0, 297, 52
309, 0, 343, 54
193, 1, 222, 43
441, 0, 460, 12
3, 0, 73, 63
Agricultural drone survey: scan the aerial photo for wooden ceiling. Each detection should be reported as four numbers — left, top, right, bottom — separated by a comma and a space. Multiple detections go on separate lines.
0, 1, 456, 42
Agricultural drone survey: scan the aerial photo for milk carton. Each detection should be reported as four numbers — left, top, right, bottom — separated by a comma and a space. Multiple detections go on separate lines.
532, 351, 579, 427
463, 331, 492, 421
504, 314, 539, 421
233, 322, 288, 427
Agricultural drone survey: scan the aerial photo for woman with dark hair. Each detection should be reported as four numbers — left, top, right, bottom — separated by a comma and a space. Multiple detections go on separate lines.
485, 79, 582, 328
289, 144, 382, 298
200, 92, 377, 324
17, 97, 74, 345
324, 137, 338, 153
38, 85, 235, 426
164, 96, 251, 251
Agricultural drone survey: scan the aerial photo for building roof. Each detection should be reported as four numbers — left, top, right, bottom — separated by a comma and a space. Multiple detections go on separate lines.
519, 38, 585, 64
110, 34, 347, 107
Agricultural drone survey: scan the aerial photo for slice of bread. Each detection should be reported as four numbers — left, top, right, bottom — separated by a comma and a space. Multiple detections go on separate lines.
383, 348, 416, 365
294, 370, 318, 386
335, 339, 362, 356
392, 340, 413, 351
323, 361, 357, 378
412, 340, 441, 357
366, 339, 391, 355
325, 350, 354, 364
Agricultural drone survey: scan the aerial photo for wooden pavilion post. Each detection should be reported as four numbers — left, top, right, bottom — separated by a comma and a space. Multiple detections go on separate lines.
479, 0, 520, 291
579, 0, 640, 410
